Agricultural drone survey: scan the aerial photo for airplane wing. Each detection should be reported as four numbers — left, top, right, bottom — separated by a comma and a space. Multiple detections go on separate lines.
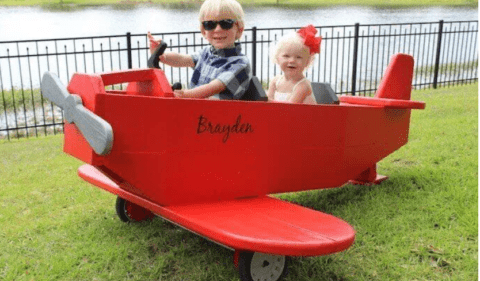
78, 164, 355, 257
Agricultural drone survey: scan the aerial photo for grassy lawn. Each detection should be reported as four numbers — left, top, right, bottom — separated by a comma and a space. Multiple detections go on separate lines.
0, 0, 477, 8
0, 83, 477, 280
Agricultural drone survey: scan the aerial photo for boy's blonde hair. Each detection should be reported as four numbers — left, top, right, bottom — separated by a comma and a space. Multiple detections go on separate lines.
198, 0, 245, 39
271, 32, 316, 67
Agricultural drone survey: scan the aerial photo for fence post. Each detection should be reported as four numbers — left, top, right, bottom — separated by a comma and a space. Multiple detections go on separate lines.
126, 32, 133, 69
252, 26, 257, 77
433, 20, 444, 89
351, 23, 360, 96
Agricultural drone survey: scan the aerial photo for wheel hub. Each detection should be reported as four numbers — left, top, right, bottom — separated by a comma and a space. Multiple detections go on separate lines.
250, 252, 286, 281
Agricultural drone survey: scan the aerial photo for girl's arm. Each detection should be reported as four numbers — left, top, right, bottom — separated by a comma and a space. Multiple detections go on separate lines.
266, 77, 277, 101
174, 79, 226, 99
288, 80, 312, 103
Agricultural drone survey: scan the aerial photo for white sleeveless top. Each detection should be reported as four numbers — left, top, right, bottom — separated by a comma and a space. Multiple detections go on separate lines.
273, 76, 317, 104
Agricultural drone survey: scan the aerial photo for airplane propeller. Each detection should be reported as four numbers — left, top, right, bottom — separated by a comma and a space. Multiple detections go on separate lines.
147, 41, 167, 69
41, 72, 113, 156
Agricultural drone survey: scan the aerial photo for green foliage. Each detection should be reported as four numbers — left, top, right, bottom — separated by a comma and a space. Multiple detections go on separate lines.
0, 88, 47, 113
0, 83, 477, 280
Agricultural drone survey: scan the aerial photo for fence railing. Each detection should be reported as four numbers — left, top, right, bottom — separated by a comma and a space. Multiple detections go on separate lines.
0, 20, 477, 140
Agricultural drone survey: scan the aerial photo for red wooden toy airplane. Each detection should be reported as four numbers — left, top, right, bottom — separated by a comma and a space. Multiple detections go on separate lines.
41, 45, 425, 281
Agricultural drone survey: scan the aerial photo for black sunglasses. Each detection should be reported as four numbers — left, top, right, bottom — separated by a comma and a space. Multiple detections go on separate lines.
202, 19, 236, 31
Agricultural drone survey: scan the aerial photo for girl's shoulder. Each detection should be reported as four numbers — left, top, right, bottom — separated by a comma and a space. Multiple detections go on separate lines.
294, 78, 313, 92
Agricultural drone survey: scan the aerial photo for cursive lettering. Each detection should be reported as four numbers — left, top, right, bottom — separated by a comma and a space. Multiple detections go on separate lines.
197, 114, 254, 143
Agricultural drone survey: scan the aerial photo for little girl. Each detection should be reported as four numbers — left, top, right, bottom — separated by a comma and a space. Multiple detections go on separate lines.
267, 25, 322, 104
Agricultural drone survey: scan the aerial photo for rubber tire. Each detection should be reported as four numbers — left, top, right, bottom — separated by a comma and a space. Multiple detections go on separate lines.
115, 196, 154, 223
238, 251, 288, 281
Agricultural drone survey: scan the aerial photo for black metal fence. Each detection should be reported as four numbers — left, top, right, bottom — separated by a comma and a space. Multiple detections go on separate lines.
0, 20, 477, 140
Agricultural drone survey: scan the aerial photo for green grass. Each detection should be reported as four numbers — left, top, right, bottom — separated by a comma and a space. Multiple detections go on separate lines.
0, 83, 477, 280
0, 0, 477, 8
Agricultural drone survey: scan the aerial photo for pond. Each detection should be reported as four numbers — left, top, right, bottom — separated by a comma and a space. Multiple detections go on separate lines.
0, 5, 477, 40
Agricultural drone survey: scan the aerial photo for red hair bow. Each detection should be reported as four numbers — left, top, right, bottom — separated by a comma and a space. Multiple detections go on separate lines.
297, 25, 322, 54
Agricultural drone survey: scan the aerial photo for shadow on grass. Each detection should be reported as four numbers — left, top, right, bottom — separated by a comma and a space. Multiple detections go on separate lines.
278, 182, 387, 214
93, 209, 238, 277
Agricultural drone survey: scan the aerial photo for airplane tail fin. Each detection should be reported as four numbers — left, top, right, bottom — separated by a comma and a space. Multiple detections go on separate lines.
375, 53, 414, 100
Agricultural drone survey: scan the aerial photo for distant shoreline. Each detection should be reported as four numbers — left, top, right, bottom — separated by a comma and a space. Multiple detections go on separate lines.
0, 0, 477, 9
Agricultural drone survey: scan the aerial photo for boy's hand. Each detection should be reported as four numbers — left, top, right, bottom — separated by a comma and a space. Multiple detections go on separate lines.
147, 32, 162, 54
173, 90, 185, 98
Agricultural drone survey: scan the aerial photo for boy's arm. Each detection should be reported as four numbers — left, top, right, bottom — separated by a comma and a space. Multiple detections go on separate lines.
160, 52, 195, 68
174, 79, 226, 99
148, 32, 194, 68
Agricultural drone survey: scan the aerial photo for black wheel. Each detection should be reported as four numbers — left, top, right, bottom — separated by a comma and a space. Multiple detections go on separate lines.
238, 251, 288, 281
115, 196, 154, 223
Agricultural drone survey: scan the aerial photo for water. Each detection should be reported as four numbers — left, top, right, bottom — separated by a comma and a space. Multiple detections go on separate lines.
1, 105, 64, 139
0, 5, 477, 40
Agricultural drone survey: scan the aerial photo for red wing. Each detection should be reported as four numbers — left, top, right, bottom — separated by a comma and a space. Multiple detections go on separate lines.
79, 164, 355, 257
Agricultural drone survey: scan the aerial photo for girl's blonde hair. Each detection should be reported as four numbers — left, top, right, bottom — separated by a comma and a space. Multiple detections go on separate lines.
270, 32, 316, 68
199, 0, 245, 39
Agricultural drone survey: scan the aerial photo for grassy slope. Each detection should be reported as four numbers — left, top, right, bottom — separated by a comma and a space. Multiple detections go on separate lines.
0, 83, 477, 280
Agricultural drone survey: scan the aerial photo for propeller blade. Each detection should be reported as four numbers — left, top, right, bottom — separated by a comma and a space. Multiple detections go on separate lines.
73, 104, 113, 155
40, 72, 113, 155
41, 72, 69, 109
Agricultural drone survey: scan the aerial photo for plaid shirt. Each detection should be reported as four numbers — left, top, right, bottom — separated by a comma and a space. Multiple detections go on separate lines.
190, 43, 251, 100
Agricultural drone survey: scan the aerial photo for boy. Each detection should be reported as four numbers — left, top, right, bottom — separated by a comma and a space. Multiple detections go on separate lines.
148, 0, 251, 100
